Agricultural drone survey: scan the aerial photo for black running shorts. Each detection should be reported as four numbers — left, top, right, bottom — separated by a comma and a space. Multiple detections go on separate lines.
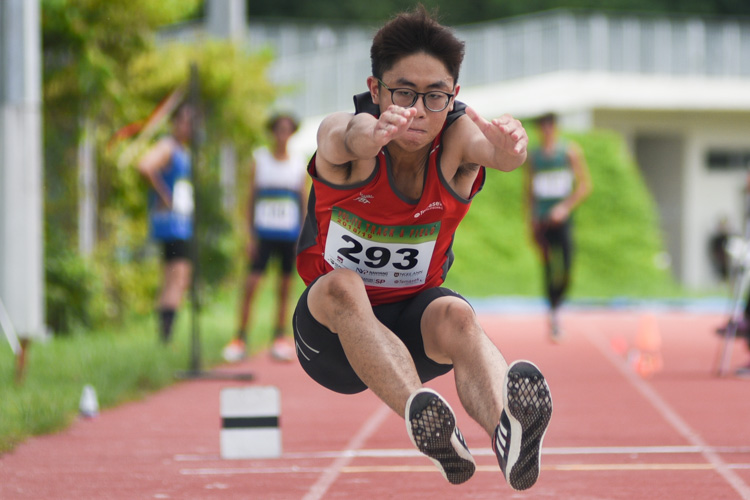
251, 239, 297, 274
162, 239, 191, 262
293, 280, 465, 394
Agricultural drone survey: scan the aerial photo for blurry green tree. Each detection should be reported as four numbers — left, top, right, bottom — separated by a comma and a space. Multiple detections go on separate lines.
42, 0, 276, 333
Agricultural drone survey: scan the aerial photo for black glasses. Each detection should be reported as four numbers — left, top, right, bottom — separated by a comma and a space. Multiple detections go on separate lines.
377, 79, 454, 112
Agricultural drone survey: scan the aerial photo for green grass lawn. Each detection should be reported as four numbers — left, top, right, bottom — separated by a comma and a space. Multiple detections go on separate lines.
0, 276, 306, 454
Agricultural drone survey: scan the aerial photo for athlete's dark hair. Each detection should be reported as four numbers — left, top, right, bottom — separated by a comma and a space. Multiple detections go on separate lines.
170, 101, 194, 123
267, 112, 299, 133
370, 4, 465, 85
535, 112, 557, 126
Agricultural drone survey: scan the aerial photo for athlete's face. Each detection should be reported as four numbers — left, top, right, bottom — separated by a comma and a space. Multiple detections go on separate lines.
538, 119, 556, 141
370, 52, 460, 152
272, 117, 296, 146
172, 107, 194, 144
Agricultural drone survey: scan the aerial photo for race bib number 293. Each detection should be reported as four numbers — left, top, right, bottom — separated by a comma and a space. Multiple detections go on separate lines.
324, 207, 440, 288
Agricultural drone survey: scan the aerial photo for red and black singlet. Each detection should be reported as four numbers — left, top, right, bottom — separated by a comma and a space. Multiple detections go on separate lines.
296, 95, 485, 305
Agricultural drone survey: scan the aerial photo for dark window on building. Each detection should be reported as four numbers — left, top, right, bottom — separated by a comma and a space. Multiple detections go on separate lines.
707, 150, 750, 171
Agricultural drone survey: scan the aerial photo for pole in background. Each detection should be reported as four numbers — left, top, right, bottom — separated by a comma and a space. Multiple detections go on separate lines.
0, 0, 45, 381
176, 62, 253, 381
188, 61, 202, 374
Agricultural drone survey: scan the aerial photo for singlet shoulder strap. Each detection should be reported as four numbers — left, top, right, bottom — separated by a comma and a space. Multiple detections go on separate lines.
353, 92, 379, 116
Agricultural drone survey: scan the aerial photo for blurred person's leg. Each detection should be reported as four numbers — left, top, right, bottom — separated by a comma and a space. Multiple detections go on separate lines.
237, 271, 263, 342
158, 254, 192, 343
542, 222, 572, 341
270, 241, 297, 362
224, 240, 272, 361
547, 222, 572, 310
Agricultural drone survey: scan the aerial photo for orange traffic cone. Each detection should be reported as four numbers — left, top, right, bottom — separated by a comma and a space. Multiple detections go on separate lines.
631, 313, 664, 378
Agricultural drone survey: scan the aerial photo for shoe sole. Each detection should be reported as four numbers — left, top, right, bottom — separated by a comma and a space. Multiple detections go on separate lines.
503, 360, 553, 491
405, 389, 476, 485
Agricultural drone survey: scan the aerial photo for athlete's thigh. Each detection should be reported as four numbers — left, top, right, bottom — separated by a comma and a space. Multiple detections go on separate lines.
293, 276, 367, 394
390, 287, 466, 383
276, 240, 297, 274
251, 239, 275, 272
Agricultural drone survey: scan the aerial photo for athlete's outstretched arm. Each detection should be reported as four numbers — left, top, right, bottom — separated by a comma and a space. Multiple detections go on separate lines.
316, 106, 418, 168
461, 106, 528, 172
137, 138, 175, 208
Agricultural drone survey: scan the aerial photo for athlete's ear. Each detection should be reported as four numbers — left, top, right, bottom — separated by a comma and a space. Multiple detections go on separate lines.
367, 76, 381, 105
450, 84, 460, 112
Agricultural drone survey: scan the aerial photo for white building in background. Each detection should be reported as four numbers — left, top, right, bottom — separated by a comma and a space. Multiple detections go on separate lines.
174, 6, 750, 290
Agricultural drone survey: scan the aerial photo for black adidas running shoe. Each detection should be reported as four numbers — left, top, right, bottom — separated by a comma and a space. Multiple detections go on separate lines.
406, 388, 476, 485
493, 360, 552, 491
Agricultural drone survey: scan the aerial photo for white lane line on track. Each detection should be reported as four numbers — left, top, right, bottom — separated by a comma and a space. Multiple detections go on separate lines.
174, 444, 750, 463
302, 403, 392, 500
283, 444, 750, 459
585, 326, 750, 500
180, 462, 750, 476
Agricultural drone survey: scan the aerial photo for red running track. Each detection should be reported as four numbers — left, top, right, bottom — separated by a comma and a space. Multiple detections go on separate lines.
2, 310, 750, 499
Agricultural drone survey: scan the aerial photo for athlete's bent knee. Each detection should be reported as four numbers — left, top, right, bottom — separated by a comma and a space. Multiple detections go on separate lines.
308, 269, 368, 330
439, 299, 477, 330
423, 298, 482, 361
317, 268, 365, 302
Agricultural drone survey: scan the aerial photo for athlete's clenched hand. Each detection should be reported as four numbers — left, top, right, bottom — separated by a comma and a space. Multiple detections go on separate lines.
373, 105, 418, 145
